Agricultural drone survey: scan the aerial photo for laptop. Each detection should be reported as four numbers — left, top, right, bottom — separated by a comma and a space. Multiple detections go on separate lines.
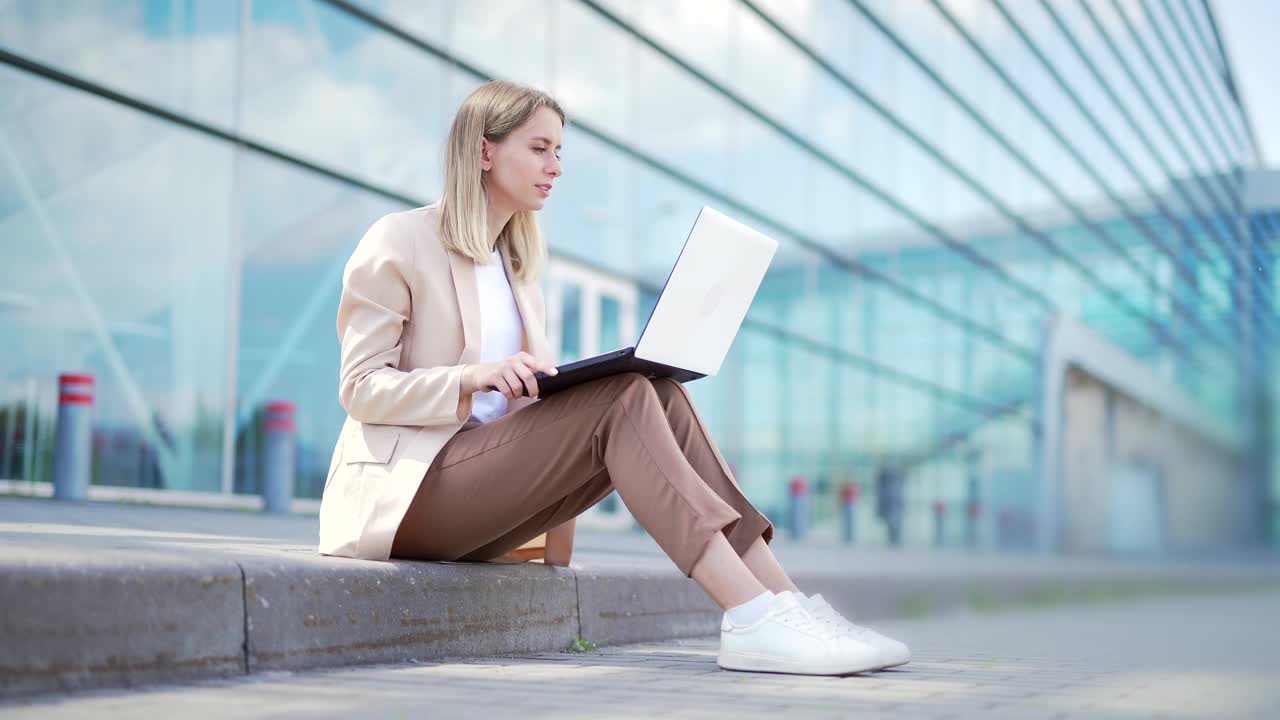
511, 205, 779, 398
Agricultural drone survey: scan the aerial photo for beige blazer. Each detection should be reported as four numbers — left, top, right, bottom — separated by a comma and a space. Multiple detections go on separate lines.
317, 204, 555, 560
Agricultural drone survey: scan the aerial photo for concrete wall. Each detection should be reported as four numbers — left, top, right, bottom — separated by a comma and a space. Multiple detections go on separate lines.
1061, 367, 1246, 554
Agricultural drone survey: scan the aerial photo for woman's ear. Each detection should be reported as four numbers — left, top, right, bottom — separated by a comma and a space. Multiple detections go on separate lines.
479, 137, 492, 171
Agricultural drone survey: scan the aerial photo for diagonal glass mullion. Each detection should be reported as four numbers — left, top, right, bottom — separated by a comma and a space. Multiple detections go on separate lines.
839, 0, 1215, 367
1195, 1, 1266, 165
1041, 0, 1271, 295
1179, 0, 1259, 159
924, 0, 1257, 367
569, 1, 1057, 315
0, 18, 1026, 417
1142, 0, 1244, 174
846, 0, 1207, 368
1127, 0, 1274, 329
320, 0, 1039, 366
753, 0, 1225, 370
860, 0, 1212, 369
984, 0, 1248, 347
993, 0, 1272, 341
1141, 0, 1270, 276
1246, 214, 1278, 340
1075, 0, 1247, 240
1100, 1, 1253, 265
1076, 1, 1269, 328
903, 395, 1031, 470
1160, 0, 1250, 157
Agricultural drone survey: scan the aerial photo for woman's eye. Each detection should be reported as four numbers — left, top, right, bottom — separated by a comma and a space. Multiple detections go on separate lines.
533, 147, 545, 153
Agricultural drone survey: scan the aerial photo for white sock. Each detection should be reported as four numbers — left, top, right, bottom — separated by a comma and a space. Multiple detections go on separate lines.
726, 590, 775, 626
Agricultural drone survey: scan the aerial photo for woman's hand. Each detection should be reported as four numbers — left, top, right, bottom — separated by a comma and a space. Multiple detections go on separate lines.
462, 352, 559, 400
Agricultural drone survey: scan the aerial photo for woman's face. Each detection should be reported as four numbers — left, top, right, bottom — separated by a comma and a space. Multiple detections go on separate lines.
481, 106, 563, 212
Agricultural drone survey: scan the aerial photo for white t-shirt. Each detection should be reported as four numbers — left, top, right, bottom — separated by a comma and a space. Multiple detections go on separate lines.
469, 247, 524, 424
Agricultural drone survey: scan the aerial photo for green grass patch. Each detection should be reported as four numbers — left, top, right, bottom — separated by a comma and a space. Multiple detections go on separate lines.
899, 593, 930, 618
967, 589, 1002, 613
567, 638, 597, 653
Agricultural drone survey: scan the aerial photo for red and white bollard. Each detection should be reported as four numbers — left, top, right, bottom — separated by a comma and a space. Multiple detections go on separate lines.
262, 401, 296, 514
788, 475, 809, 541
53, 373, 94, 500
840, 482, 860, 544
932, 499, 947, 548
966, 500, 982, 548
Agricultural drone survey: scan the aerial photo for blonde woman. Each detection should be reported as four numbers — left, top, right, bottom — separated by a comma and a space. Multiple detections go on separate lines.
318, 79, 910, 676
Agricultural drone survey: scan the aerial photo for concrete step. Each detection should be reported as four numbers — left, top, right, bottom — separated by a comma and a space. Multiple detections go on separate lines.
3, 497, 1277, 699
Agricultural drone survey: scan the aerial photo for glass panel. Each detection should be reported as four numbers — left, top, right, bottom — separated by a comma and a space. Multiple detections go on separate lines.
242, 0, 452, 201
599, 294, 621, 352
0, 66, 233, 492
232, 151, 402, 499
0, 0, 241, 128
559, 283, 581, 361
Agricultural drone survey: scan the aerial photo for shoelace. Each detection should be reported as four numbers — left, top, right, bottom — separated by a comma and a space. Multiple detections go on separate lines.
776, 605, 845, 641
808, 602, 872, 638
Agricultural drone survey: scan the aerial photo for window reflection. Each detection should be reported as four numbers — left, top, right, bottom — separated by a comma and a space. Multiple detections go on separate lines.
0, 0, 1260, 548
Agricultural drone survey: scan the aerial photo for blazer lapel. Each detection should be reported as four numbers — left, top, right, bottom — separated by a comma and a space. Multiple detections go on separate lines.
447, 249, 480, 364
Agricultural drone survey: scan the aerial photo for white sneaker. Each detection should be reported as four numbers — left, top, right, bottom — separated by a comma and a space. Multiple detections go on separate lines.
802, 593, 911, 670
717, 591, 883, 675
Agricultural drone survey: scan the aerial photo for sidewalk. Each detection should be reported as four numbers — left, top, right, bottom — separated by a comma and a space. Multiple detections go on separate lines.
2, 496, 1278, 699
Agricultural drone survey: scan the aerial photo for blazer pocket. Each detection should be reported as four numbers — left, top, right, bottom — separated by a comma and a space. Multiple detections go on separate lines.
342, 423, 401, 465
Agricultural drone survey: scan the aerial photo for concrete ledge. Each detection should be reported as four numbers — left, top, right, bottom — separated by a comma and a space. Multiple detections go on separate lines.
575, 568, 719, 645
6, 553, 1279, 699
241, 556, 579, 672
0, 556, 245, 697
3, 498, 1279, 700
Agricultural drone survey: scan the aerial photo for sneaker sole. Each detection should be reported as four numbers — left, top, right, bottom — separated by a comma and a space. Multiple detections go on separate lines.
717, 649, 882, 676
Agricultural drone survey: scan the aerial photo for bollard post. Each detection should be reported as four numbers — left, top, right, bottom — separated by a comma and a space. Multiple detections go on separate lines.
966, 500, 981, 548
997, 508, 1011, 548
262, 401, 296, 514
932, 500, 946, 548
964, 450, 982, 549
788, 476, 809, 541
53, 373, 94, 500
840, 481, 860, 544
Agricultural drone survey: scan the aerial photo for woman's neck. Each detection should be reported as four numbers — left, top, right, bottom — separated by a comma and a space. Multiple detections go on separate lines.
486, 197, 514, 253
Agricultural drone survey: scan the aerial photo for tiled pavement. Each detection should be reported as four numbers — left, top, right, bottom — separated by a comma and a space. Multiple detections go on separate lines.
5, 586, 1277, 719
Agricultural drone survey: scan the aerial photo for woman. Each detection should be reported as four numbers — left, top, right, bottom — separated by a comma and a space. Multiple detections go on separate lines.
318, 79, 910, 676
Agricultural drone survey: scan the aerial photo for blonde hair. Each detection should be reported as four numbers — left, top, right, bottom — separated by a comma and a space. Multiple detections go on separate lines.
438, 80, 566, 284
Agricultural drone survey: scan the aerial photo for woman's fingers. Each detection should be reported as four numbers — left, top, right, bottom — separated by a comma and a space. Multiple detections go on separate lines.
517, 353, 557, 376
513, 363, 538, 398
502, 367, 528, 400
492, 374, 516, 401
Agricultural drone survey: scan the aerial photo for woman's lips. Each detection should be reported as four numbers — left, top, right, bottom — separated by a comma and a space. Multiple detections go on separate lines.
536, 184, 552, 197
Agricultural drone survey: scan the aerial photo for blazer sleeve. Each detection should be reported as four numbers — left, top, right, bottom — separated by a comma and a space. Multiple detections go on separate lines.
336, 214, 473, 426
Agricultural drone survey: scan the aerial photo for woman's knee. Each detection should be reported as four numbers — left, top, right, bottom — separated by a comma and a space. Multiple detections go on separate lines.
650, 377, 697, 418
612, 371, 659, 403
649, 377, 683, 403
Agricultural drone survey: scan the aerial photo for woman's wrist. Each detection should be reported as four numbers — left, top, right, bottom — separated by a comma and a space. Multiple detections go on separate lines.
460, 364, 478, 396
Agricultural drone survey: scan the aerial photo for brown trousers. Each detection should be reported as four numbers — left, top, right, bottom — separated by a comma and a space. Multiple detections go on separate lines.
390, 372, 774, 577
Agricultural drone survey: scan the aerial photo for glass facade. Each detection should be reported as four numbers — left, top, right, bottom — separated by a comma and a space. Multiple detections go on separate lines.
0, 0, 1272, 549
